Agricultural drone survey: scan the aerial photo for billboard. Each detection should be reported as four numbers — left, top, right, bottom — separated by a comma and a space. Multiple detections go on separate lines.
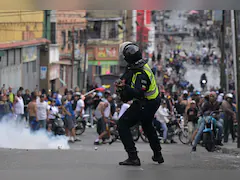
95, 47, 118, 60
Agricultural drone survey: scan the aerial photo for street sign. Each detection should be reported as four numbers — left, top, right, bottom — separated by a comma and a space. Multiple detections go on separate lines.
40, 66, 47, 80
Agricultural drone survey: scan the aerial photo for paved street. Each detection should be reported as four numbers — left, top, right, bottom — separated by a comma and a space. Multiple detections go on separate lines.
184, 63, 220, 90
1, 128, 240, 180
162, 10, 221, 90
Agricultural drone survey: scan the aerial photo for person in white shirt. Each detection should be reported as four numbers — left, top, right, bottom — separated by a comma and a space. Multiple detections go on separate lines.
37, 94, 49, 130
94, 94, 113, 145
155, 101, 169, 143
47, 99, 59, 132
14, 90, 25, 123
75, 92, 85, 118
166, 66, 173, 77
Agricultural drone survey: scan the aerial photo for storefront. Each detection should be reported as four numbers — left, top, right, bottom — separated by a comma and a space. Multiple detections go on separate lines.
87, 45, 119, 84
22, 46, 40, 91
0, 39, 49, 92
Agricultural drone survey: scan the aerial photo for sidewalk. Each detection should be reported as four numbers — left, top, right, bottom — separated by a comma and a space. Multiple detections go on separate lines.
220, 142, 240, 156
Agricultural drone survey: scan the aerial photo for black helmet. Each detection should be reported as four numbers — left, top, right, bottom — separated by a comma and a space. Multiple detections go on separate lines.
123, 43, 142, 64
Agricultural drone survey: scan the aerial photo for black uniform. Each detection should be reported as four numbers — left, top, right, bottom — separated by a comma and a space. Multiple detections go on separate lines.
117, 43, 164, 166
117, 65, 163, 166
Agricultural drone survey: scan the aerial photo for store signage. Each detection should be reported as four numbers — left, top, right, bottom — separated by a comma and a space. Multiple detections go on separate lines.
22, 46, 37, 63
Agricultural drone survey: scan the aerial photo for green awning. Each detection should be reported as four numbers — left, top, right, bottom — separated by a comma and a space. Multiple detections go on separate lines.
88, 60, 118, 65
0, 51, 5, 57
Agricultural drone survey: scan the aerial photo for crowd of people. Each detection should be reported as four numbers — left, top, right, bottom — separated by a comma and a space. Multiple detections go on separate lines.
0, 43, 238, 151
0, 84, 130, 144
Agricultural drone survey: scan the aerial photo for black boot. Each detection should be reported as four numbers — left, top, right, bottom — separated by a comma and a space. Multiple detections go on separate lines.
119, 151, 141, 166
152, 151, 164, 164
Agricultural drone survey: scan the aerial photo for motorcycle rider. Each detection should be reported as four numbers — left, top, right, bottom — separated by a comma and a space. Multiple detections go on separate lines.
116, 42, 164, 166
221, 93, 236, 143
192, 92, 223, 151
200, 73, 207, 90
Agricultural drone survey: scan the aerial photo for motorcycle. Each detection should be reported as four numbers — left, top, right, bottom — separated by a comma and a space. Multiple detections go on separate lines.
75, 114, 89, 135
201, 79, 207, 91
52, 113, 65, 136
202, 112, 218, 152
139, 114, 189, 144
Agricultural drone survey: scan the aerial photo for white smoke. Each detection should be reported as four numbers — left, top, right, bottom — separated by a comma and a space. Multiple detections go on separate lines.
0, 116, 70, 150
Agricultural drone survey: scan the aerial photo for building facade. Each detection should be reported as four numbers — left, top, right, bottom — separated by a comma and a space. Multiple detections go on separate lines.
0, 39, 50, 93
0, 10, 49, 92
86, 10, 124, 86
0, 10, 44, 42
52, 10, 87, 91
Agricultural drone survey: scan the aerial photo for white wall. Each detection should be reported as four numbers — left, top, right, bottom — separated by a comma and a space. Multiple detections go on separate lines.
49, 44, 59, 64
0, 65, 22, 93
0, 49, 22, 93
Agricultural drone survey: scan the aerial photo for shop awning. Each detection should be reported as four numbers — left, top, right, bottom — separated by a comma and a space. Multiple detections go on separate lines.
0, 38, 50, 50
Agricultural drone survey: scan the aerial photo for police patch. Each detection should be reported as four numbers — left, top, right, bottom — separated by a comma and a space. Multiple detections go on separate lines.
141, 80, 147, 84
141, 85, 146, 90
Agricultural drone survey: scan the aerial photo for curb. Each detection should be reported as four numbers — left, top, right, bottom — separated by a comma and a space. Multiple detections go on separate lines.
220, 147, 240, 156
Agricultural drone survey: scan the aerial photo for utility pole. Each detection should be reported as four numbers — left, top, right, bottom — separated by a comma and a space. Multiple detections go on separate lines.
139, 11, 144, 52
220, 10, 226, 91
226, 51, 229, 92
231, 10, 240, 148
71, 26, 75, 89
82, 28, 88, 90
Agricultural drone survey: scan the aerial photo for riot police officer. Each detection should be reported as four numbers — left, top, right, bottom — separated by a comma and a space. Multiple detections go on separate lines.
116, 42, 164, 166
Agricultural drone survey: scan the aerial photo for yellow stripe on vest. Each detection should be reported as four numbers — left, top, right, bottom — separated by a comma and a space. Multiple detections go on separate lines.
131, 64, 159, 100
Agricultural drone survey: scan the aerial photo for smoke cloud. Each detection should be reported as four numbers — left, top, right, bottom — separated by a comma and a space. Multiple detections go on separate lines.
0, 116, 70, 150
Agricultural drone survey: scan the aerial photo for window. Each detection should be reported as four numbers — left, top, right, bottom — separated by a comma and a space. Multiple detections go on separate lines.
1, 52, 7, 67
68, 31, 72, 42
74, 31, 78, 44
110, 65, 118, 74
8, 50, 14, 66
15, 49, 21, 65
68, 31, 72, 50
95, 65, 102, 75
51, 22, 56, 44
108, 21, 118, 39
32, 61, 36, 73
61, 31, 66, 49
88, 21, 101, 39
88, 20, 119, 40
79, 30, 84, 45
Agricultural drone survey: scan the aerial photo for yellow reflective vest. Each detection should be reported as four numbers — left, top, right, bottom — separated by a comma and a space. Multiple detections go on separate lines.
130, 64, 159, 100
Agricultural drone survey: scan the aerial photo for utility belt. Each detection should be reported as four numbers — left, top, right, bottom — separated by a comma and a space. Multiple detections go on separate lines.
133, 96, 159, 108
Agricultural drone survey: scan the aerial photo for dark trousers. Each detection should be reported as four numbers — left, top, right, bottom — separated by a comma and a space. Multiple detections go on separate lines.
224, 115, 235, 142
118, 97, 161, 154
